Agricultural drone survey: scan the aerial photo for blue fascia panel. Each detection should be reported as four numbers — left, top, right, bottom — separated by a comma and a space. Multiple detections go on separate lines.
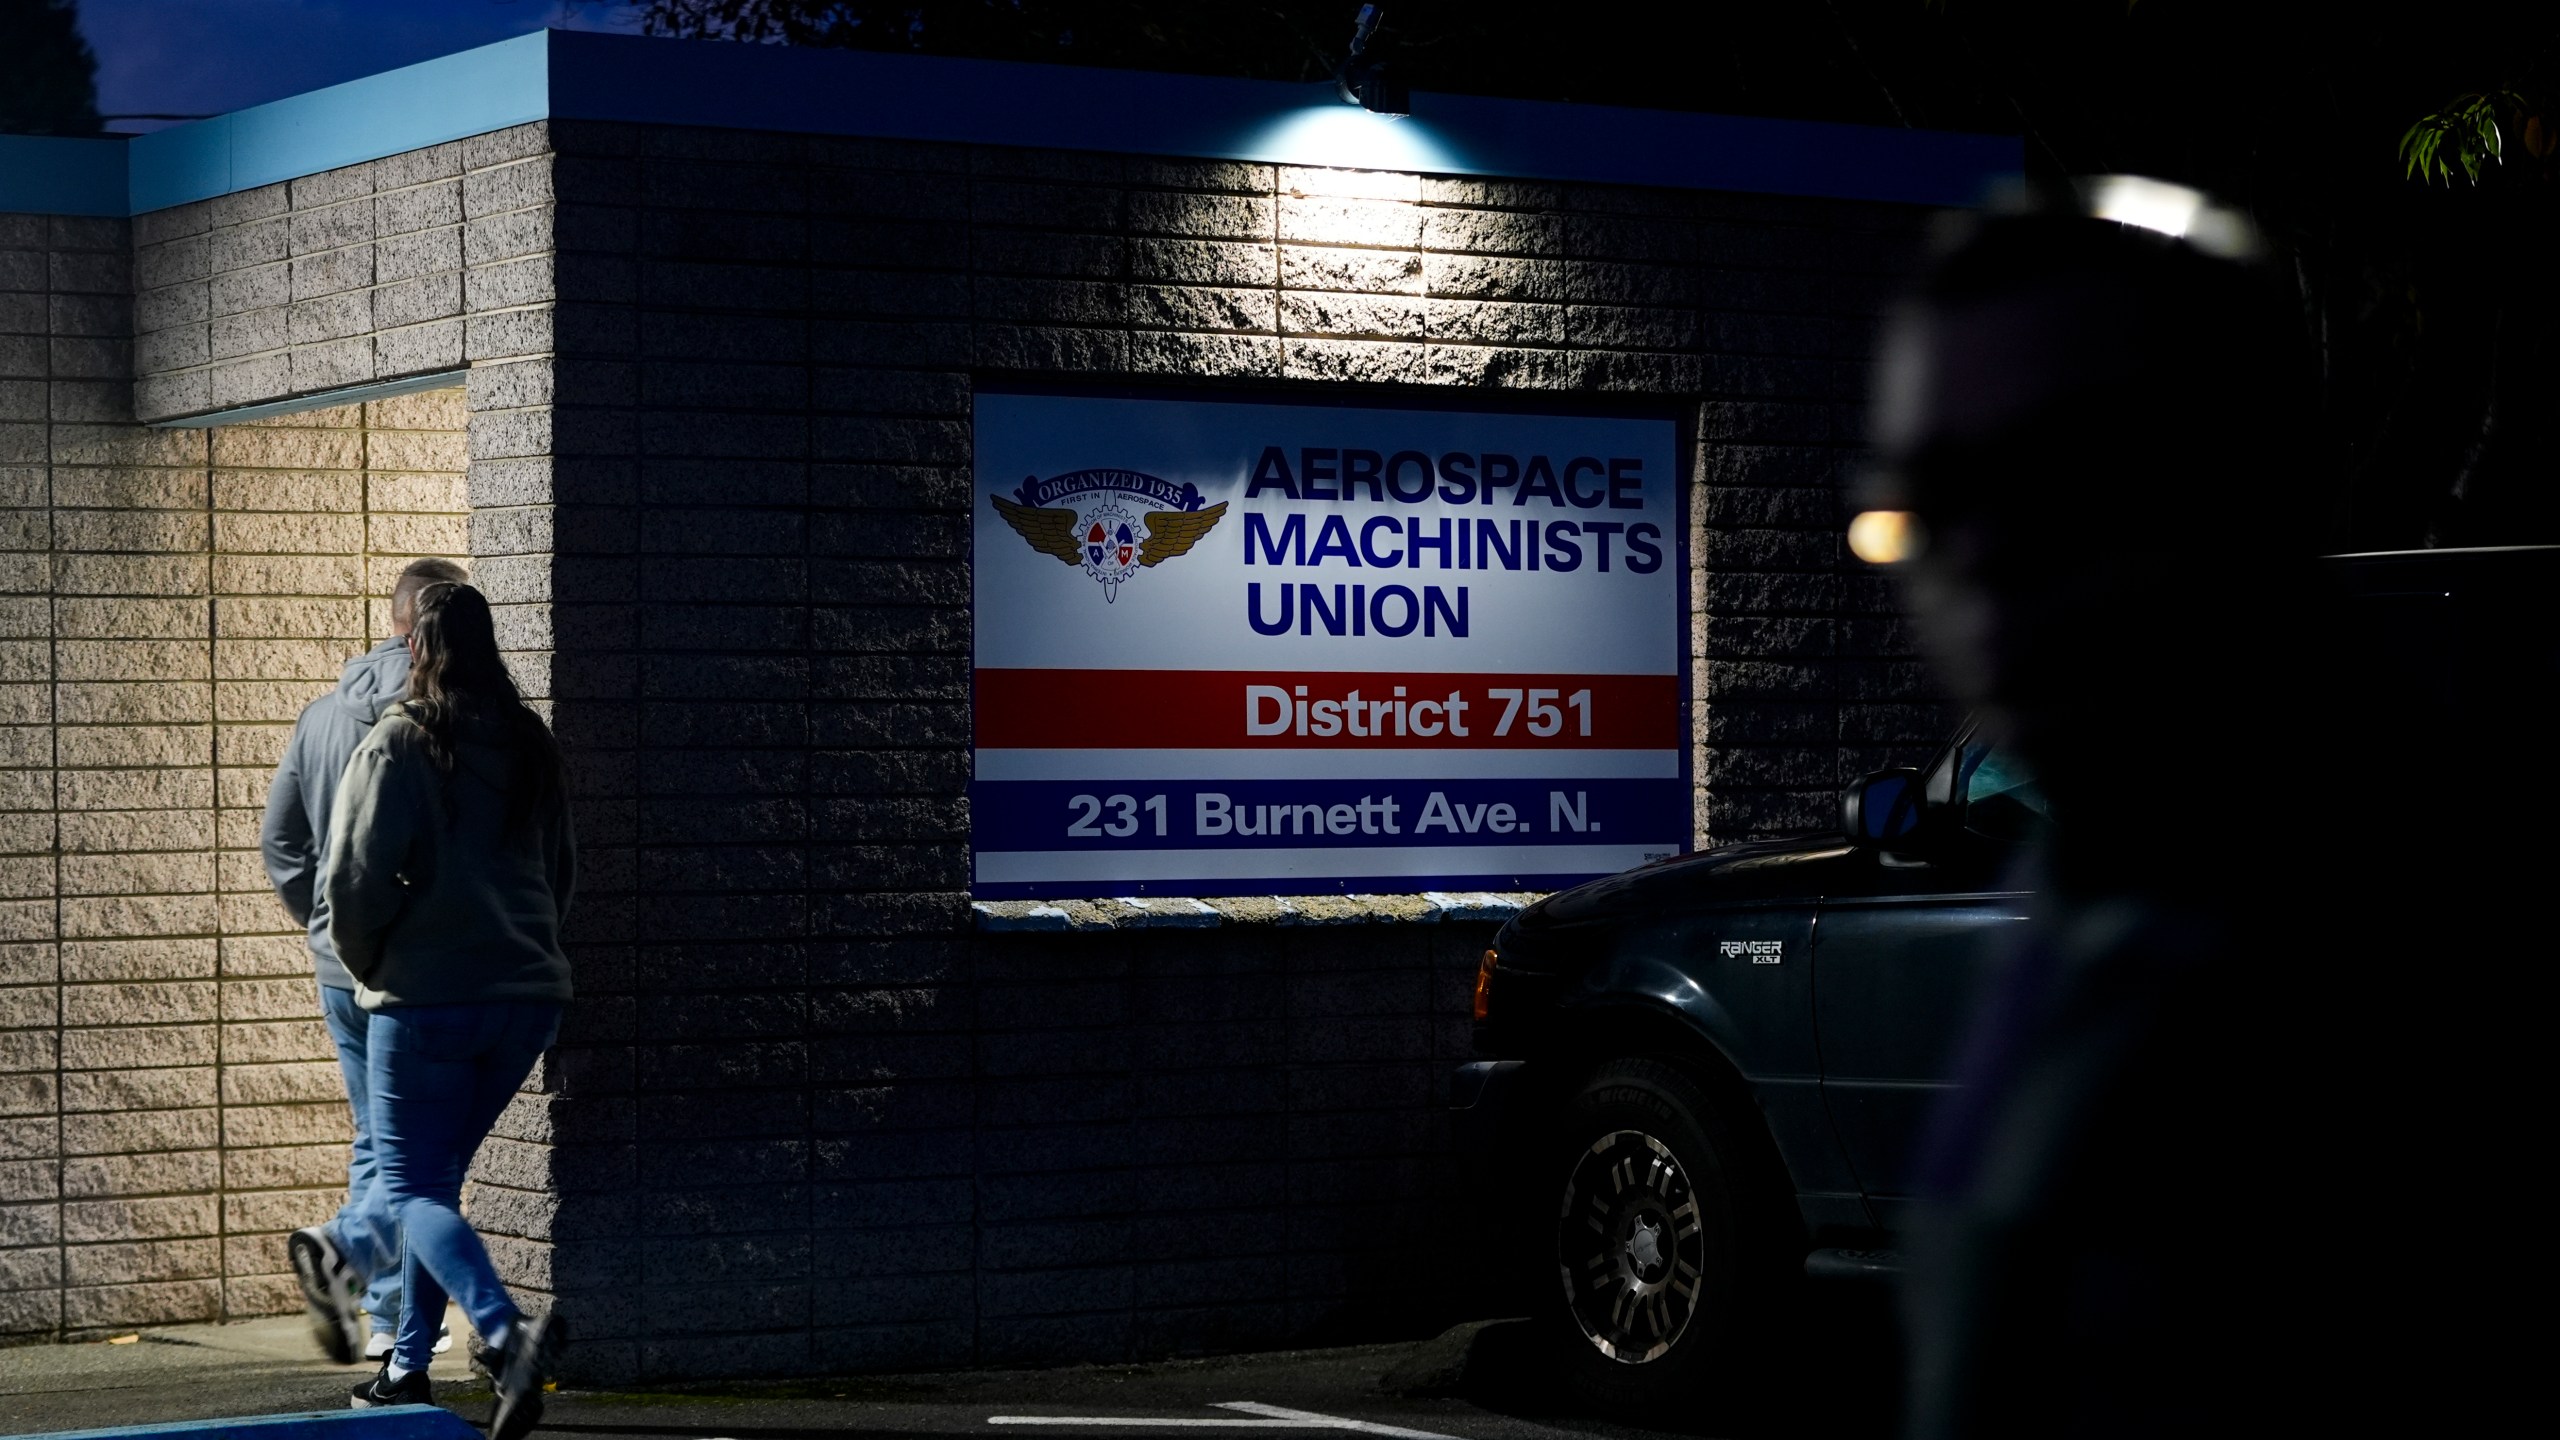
92, 28, 2014, 219
0, 135, 131, 217
128, 30, 549, 214
126, 116, 231, 213
550, 29, 1382, 158
1419, 90, 2020, 207
545, 30, 2019, 207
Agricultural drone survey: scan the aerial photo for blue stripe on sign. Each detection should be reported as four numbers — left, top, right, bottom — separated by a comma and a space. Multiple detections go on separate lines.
3, 1406, 481, 1440
971, 777, 1684, 854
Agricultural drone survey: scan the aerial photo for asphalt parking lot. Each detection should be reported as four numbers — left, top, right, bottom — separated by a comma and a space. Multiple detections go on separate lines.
0, 1288, 1901, 1440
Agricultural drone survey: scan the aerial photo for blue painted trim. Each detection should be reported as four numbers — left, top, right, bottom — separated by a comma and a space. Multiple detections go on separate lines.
126, 31, 549, 214
546, 29, 2017, 207
1418, 89, 2018, 207
1, 1406, 479, 1440
7, 29, 2017, 220
0, 135, 130, 217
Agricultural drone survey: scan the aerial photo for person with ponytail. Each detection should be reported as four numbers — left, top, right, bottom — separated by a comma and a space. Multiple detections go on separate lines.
319, 581, 573, 1438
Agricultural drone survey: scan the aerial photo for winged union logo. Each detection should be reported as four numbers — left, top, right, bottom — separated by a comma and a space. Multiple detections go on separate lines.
990, 468, 1229, 603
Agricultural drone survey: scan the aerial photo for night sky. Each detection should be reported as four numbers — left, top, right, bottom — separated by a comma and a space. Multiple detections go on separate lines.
78, 0, 647, 132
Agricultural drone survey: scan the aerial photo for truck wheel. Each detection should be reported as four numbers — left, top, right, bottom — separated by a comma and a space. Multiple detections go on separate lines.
1544, 1056, 1782, 1417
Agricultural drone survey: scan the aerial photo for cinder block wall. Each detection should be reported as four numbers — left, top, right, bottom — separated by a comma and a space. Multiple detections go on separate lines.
475, 120, 1945, 1382
0, 124, 557, 1347
125, 124, 546, 420
0, 212, 132, 1340
54, 116, 1948, 1377
1, 200, 469, 1342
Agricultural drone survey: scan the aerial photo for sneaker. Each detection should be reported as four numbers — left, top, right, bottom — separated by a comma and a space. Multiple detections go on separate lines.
286, 1228, 364, 1365
349, 1364, 434, 1408
489, 1310, 567, 1440
363, 1325, 450, 1362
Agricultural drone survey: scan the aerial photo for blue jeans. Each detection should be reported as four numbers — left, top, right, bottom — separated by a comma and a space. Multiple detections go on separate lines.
368, 1000, 562, 1371
318, 984, 401, 1333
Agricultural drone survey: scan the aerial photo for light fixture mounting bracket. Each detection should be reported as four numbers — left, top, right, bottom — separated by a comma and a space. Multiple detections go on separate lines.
1334, 5, 1410, 116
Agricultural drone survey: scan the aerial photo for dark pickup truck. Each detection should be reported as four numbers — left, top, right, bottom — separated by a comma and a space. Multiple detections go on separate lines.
1450, 545, 2556, 1411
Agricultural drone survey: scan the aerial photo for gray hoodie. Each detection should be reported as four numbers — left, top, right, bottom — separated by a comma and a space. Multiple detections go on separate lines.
260, 637, 410, 990
321, 706, 575, 1010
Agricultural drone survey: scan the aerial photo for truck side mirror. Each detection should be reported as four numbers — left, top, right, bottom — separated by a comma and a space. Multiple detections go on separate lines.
1842, 766, 1924, 847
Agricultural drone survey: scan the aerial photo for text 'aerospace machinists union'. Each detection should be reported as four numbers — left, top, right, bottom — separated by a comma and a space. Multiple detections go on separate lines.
1237, 446, 1668, 638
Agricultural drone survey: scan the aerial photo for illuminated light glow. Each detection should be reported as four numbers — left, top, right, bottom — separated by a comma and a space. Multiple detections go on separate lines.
1847, 510, 1922, 565
2084, 174, 2202, 239
2080, 173, 2261, 260
1243, 103, 1462, 175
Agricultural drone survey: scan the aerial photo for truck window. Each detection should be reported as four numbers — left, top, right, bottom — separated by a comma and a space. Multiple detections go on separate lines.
1956, 742, 2053, 842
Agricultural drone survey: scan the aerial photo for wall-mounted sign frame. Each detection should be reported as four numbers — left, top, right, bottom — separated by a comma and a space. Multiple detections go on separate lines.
972, 385, 1690, 898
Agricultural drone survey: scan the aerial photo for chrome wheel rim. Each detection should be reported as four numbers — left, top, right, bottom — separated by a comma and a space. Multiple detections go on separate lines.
1557, 1128, 1704, 1363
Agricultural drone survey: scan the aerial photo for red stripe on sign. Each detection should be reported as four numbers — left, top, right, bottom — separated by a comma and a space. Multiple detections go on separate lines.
978, 670, 1681, 749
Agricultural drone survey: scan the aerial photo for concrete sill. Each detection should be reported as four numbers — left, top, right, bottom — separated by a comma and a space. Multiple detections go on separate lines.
972, 892, 1540, 932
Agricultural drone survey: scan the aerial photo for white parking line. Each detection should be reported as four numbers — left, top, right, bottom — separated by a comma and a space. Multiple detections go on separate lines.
986, 1402, 1462, 1440
1217, 1401, 1463, 1440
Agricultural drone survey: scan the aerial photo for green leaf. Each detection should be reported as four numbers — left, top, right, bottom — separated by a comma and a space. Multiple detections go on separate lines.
2398, 90, 2519, 186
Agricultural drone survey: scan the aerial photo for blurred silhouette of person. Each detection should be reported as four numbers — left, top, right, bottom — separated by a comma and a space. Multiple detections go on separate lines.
1865, 179, 2509, 1437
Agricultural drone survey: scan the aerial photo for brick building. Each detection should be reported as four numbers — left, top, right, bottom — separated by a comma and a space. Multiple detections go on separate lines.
0, 30, 2006, 1381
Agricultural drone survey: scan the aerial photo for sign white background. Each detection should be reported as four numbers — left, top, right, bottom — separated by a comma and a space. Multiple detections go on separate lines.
973, 391, 1681, 675
971, 389, 1687, 897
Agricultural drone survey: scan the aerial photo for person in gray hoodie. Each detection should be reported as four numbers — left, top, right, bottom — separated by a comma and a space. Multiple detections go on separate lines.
321, 580, 573, 1440
265, 557, 466, 1365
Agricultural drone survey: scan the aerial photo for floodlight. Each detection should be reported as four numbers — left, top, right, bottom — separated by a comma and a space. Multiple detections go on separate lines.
2077, 175, 2262, 261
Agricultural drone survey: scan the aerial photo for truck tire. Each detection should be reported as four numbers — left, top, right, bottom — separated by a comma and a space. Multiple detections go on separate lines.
1542, 1055, 1786, 1418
